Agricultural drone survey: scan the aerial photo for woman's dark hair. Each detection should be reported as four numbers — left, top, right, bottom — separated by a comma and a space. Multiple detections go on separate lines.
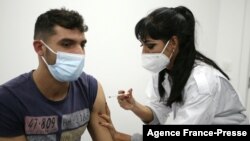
135, 6, 229, 107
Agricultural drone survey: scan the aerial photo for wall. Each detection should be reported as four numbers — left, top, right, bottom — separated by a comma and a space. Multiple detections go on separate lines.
238, 0, 250, 120
216, 0, 249, 105
0, 0, 248, 140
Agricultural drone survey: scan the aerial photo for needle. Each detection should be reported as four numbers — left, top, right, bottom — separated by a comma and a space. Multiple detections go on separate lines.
107, 95, 117, 98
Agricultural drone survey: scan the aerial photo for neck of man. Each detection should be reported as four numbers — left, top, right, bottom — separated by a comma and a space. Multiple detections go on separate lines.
32, 65, 69, 102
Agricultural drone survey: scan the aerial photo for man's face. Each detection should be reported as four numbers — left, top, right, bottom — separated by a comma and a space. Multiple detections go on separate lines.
43, 25, 87, 64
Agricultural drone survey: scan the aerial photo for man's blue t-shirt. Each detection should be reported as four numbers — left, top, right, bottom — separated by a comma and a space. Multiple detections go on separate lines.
0, 71, 98, 141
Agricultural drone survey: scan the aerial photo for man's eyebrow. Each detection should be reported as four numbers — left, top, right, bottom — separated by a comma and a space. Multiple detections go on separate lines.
59, 38, 75, 43
58, 38, 87, 44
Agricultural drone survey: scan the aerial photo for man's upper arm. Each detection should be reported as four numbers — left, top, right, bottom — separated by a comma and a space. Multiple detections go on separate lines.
0, 135, 27, 141
87, 82, 113, 141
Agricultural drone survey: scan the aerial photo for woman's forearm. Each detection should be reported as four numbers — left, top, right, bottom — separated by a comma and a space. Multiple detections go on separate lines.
131, 101, 154, 123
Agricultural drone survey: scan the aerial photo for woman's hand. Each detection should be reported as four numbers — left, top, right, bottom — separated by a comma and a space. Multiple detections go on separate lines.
117, 88, 136, 110
117, 88, 154, 123
99, 103, 131, 141
99, 103, 117, 138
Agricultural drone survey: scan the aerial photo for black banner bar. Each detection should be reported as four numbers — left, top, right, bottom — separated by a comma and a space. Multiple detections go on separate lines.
143, 125, 249, 140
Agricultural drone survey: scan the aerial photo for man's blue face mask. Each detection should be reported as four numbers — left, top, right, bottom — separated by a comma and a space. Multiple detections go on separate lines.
40, 40, 85, 82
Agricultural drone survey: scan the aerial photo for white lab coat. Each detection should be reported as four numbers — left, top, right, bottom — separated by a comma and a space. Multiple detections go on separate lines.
145, 61, 249, 124
131, 61, 249, 141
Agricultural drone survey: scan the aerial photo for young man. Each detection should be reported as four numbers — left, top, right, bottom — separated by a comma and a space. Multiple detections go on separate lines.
0, 8, 113, 141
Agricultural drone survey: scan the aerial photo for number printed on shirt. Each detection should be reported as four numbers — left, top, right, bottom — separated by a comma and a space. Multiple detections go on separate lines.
25, 116, 58, 134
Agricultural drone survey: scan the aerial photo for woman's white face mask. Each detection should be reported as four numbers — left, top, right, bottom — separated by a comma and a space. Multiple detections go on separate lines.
141, 40, 173, 73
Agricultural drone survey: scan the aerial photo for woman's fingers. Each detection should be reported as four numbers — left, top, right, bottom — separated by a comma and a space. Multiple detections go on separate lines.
99, 113, 111, 123
118, 90, 125, 94
105, 102, 110, 116
99, 113, 116, 136
128, 88, 133, 94
117, 93, 131, 100
99, 122, 112, 128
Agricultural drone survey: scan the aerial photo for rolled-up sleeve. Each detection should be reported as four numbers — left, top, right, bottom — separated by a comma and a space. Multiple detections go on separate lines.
131, 133, 143, 141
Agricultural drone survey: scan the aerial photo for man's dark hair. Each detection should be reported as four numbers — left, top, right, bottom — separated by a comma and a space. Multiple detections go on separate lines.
34, 8, 88, 40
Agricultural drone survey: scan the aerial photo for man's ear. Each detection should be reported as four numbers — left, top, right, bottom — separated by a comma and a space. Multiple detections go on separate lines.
33, 40, 44, 56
